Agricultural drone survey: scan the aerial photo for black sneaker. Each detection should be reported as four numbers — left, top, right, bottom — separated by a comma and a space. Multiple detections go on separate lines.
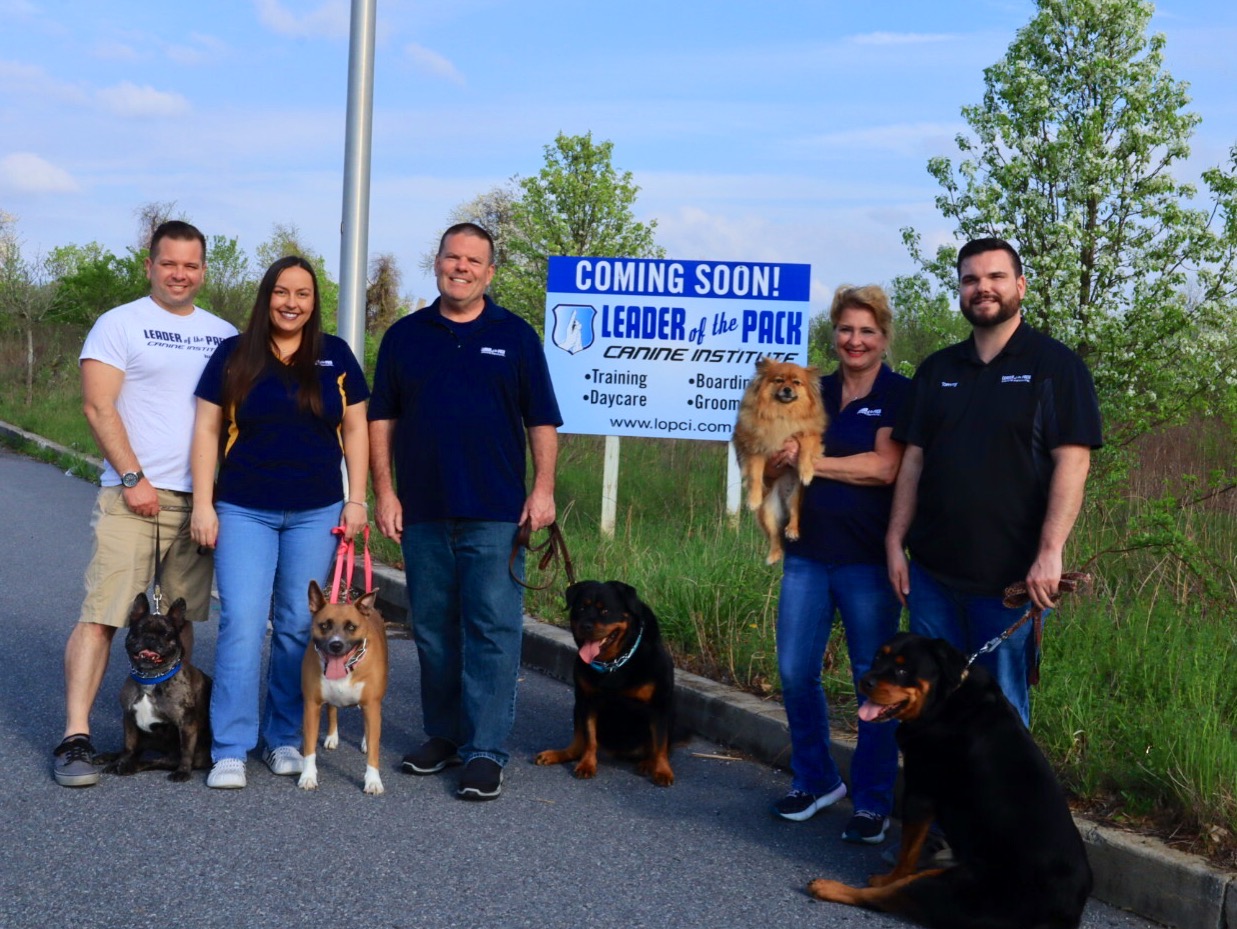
771, 781, 847, 821
401, 737, 462, 775
457, 757, 503, 801
53, 734, 100, 787
842, 810, 890, 844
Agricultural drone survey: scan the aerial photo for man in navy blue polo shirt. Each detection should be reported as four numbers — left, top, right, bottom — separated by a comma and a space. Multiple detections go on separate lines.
886, 238, 1102, 725
369, 222, 562, 800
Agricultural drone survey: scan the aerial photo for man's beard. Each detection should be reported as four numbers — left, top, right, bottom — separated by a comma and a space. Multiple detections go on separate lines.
960, 292, 1020, 328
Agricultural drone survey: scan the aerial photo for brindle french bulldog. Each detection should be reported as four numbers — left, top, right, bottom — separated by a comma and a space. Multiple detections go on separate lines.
101, 593, 212, 782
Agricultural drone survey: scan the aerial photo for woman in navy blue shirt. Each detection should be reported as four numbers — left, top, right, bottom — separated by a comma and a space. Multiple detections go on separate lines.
768, 285, 909, 845
190, 256, 369, 789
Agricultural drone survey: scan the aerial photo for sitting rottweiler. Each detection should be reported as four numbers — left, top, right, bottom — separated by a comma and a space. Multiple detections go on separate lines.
535, 580, 677, 786
808, 632, 1093, 929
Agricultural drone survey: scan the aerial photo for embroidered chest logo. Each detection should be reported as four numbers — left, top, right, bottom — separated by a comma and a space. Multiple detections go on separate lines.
1000, 374, 1032, 384
855, 407, 882, 417
480, 347, 506, 357
940, 381, 958, 388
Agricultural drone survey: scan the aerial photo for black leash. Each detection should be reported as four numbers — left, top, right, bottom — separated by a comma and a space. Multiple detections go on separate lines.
150, 504, 193, 615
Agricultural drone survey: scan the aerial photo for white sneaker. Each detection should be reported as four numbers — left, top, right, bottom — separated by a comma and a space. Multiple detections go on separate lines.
207, 758, 247, 789
264, 745, 304, 776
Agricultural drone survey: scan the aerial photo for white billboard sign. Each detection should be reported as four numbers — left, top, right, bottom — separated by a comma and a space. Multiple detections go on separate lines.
544, 256, 812, 440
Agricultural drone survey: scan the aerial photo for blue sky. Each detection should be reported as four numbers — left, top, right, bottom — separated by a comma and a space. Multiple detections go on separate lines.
2, 0, 1234, 306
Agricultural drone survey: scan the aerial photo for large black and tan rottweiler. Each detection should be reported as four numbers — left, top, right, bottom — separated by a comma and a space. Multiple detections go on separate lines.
808, 632, 1093, 929
535, 580, 677, 786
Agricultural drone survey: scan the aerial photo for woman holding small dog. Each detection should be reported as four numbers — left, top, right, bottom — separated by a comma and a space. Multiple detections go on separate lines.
770, 284, 909, 845
190, 256, 369, 789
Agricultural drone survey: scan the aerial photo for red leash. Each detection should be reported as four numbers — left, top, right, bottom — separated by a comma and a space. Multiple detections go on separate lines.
328, 524, 371, 603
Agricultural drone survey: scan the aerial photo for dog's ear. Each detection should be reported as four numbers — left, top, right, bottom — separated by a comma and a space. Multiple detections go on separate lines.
129, 593, 150, 623
754, 357, 771, 376
166, 598, 188, 630
564, 582, 586, 612
308, 580, 326, 613
355, 589, 380, 616
928, 637, 967, 688
608, 581, 644, 617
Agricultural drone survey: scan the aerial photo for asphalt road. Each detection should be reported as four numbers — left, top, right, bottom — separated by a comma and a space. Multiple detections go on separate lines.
0, 447, 1157, 929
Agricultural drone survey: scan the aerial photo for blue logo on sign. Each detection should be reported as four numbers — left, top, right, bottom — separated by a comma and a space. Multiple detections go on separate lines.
551, 303, 596, 355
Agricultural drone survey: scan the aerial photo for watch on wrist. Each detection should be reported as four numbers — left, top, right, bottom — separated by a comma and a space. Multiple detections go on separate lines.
120, 470, 144, 489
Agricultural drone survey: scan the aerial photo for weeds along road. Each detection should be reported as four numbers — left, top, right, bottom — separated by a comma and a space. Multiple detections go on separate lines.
0, 447, 1155, 929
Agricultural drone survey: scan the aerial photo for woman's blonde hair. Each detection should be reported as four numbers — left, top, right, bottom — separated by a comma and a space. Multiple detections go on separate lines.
829, 284, 893, 339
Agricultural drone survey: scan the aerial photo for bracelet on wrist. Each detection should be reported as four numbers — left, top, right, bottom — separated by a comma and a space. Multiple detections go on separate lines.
344, 500, 368, 509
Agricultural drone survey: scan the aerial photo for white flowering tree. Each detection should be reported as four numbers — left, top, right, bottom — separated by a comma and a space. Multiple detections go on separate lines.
900, 0, 1237, 477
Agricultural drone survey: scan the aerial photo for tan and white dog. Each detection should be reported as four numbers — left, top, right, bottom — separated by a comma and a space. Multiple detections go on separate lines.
298, 580, 389, 795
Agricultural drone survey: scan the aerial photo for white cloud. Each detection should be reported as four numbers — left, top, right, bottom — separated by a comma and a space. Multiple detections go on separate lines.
96, 81, 191, 118
0, 59, 89, 104
849, 31, 958, 46
404, 43, 465, 85
92, 40, 140, 61
0, 153, 79, 193
255, 0, 349, 39
166, 33, 228, 65
799, 122, 966, 158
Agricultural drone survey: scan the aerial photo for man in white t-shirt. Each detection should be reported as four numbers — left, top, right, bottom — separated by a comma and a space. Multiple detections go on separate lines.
53, 220, 237, 787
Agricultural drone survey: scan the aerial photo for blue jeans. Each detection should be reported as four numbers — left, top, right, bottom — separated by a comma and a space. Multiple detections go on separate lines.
776, 556, 901, 816
401, 520, 524, 767
907, 561, 1042, 726
210, 501, 340, 761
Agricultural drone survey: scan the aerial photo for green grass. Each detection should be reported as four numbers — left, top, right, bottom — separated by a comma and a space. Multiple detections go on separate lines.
5, 326, 1236, 864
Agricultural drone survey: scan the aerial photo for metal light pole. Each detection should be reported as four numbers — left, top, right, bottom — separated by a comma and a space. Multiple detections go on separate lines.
337, 0, 377, 358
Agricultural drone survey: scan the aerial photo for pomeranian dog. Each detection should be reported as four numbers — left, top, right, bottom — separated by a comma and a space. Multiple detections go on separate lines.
732, 358, 826, 564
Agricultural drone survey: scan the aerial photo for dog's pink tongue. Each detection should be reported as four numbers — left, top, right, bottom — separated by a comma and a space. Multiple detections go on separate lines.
323, 654, 351, 680
858, 702, 886, 723
579, 640, 603, 664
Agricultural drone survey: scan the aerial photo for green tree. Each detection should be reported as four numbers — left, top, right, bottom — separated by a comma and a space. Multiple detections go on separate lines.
201, 235, 255, 325
503, 132, 664, 330
901, 0, 1237, 479
52, 247, 148, 325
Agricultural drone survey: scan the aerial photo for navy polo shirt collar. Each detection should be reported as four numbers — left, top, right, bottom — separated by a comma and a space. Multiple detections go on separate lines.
414, 295, 506, 332
960, 315, 1029, 365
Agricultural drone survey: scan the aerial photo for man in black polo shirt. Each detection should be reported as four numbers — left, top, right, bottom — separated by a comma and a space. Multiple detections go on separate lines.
886, 238, 1102, 725
369, 222, 562, 800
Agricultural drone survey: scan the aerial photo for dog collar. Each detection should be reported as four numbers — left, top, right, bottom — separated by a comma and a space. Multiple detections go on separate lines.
129, 658, 182, 686
589, 623, 643, 673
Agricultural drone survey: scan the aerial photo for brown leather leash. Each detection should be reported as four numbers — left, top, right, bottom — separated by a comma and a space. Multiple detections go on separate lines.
965, 570, 1092, 684
509, 520, 576, 591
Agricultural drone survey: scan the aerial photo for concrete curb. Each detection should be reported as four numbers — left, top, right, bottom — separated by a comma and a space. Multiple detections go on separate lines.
0, 421, 103, 477
372, 561, 1236, 929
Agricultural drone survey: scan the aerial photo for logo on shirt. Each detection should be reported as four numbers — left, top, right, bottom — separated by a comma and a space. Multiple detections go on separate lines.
855, 407, 882, 417
940, 381, 958, 388
480, 347, 507, 357
315, 360, 335, 367
1001, 374, 1032, 384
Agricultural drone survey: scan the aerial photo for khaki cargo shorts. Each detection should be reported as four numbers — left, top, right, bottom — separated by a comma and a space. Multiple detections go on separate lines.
78, 486, 214, 628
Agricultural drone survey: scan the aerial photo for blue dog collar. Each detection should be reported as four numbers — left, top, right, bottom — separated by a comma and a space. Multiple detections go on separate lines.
129, 658, 182, 686
589, 623, 644, 673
